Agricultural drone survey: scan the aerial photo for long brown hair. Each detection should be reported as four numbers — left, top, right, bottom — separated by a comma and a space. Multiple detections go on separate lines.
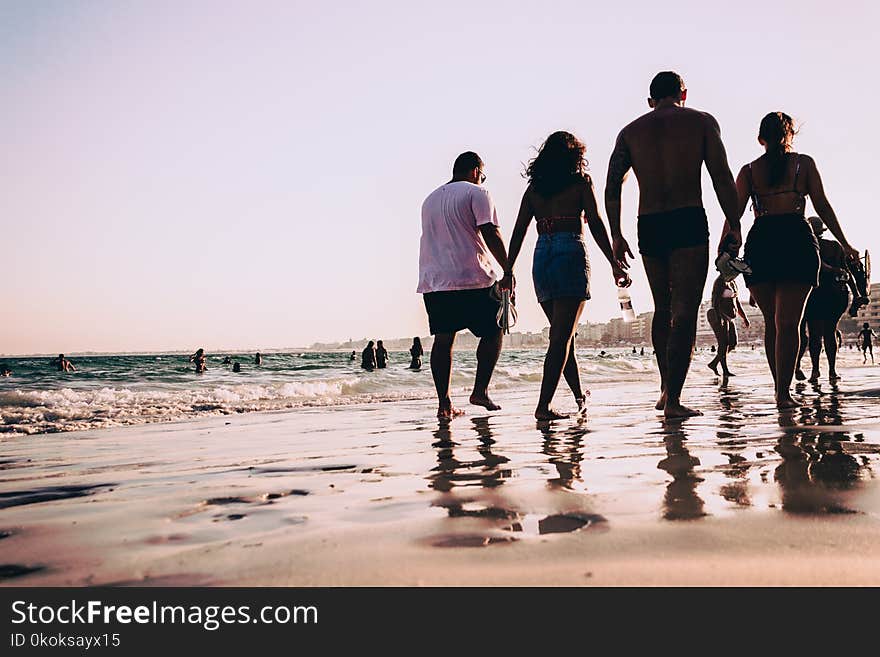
759, 112, 797, 187
525, 131, 588, 197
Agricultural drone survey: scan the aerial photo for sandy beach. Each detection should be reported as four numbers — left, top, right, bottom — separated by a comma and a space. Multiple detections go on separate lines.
2, 350, 879, 587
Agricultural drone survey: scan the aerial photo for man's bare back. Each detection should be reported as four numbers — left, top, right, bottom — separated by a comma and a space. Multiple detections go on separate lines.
621, 106, 715, 215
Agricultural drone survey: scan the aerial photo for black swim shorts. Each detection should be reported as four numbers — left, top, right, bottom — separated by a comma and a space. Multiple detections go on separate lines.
423, 284, 502, 338
637, 206, 709, 257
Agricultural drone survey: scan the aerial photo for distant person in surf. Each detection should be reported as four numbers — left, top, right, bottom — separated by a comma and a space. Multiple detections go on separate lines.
409, 337, 424, 370
222, 356, 232, 365
706, 274, 749, 377
417, 151, 512, 418
1, 364, 11, 377
255, 352, 262, 366
232, 362, 242, 373
53, 354, 76, 372
349, 350, 357, 361
375, 341, 388, 369
361, 341, 377, 371
860, 323, 876, 364
189, 348, 207, 373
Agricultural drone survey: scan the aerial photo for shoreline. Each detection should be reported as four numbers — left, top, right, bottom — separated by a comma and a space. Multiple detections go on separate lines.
2, 359, 879, 586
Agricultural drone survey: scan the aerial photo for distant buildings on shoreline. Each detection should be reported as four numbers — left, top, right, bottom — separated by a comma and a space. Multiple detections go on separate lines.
313, 283, 880, 352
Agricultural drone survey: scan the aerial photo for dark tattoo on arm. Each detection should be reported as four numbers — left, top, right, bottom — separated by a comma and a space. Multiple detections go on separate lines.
604, 132, 631, 237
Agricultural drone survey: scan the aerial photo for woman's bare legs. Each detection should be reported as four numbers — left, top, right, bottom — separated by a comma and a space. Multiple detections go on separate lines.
536, 298, 586, 420
749, 283, 778, 384
751, 282, 811, 407
540, 300, 586, 412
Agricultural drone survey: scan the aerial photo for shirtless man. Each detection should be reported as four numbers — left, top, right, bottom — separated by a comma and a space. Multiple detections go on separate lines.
605, 71, 741, 418
53, 354, 76, 372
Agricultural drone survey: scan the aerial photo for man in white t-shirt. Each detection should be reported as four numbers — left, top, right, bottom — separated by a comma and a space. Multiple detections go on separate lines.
418, 151, 513, 419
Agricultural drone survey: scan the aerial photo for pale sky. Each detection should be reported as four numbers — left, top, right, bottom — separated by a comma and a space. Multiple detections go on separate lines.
3, 1, 878, 354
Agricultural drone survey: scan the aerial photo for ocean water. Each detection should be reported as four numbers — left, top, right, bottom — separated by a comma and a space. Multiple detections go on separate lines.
0, 349, 680, 436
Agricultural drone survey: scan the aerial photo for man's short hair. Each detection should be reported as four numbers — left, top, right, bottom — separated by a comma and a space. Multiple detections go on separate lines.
452, 151, 483, 176
649, 71, 685, 100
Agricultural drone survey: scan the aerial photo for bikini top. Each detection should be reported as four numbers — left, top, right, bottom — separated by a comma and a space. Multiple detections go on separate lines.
535, 215, 582, 234
746, 155, 805, 217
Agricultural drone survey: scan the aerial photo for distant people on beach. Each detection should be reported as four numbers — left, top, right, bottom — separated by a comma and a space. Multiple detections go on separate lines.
232, 362, 242, 373
640, 347, 645, 356
53, 354, 76, 372
375, 341, 388, 369
222, 356, 232, 365
409, 337, 423, 370
349, 350, 357, 361
189, 348, 207, 373
736, 112, 859, 408
506, 131, 625, 419
707, 274, 749, 377
361, 341, 377, 371
418, 151, 511, 418
605, 71, 741, 418
795, 216, 856, 382
860, 323, 876, 364
255, 352, 262, 366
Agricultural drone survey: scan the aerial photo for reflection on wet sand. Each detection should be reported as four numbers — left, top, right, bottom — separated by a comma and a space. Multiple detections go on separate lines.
774, 430, 869, 514
425, 416, 605, 545
656, 424, 706, 520
538, 418, 589, 490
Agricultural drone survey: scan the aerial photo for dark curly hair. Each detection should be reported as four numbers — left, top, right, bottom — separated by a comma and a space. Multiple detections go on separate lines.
759, 112, 798, 188
525, 131, 589, 197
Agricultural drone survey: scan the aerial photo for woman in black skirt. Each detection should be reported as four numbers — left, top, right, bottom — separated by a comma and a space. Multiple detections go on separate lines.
734, 112, 859, 409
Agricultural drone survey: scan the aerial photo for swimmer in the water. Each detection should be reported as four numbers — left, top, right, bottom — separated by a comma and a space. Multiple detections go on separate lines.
409, 337, 424, 370
53, 354, 76, 372
232, 362, 241, 372
222, 356, 232, 365
190, 348, 207, 373
376, 340, 388, 369
255, 352, 262, 366
361, 341, 377, 371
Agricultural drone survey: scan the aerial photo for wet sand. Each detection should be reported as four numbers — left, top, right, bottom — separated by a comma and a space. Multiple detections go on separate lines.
2, 351, 880, 586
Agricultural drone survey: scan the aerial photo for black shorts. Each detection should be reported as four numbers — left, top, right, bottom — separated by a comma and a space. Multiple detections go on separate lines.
637, 207, 709, 257
423, 285, 502, 338
743, 213, 819, 287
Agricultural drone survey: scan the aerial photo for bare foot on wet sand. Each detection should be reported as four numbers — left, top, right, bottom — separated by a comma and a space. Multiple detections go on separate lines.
575, 395, 588, 416
437, 406, 465, 419
663, 401, 703, 419
776, 397, 799, 410
535, 407, 570, 421
707, 362, 719, 375
655, 391, 667, 411
469, 392, 501, 411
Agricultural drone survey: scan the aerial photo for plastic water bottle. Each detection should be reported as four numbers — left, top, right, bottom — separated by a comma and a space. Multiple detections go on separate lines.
617, 282, 635, 322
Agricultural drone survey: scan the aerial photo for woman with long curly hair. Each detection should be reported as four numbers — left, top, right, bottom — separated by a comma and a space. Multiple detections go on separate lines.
507, 131, 627, 420
735, 112, 859, 409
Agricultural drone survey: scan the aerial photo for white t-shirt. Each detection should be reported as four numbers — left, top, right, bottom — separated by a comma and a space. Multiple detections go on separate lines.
417, 181, 500, 293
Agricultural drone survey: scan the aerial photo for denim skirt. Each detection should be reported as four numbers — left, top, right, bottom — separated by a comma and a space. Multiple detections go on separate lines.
532, 232, 591, 303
